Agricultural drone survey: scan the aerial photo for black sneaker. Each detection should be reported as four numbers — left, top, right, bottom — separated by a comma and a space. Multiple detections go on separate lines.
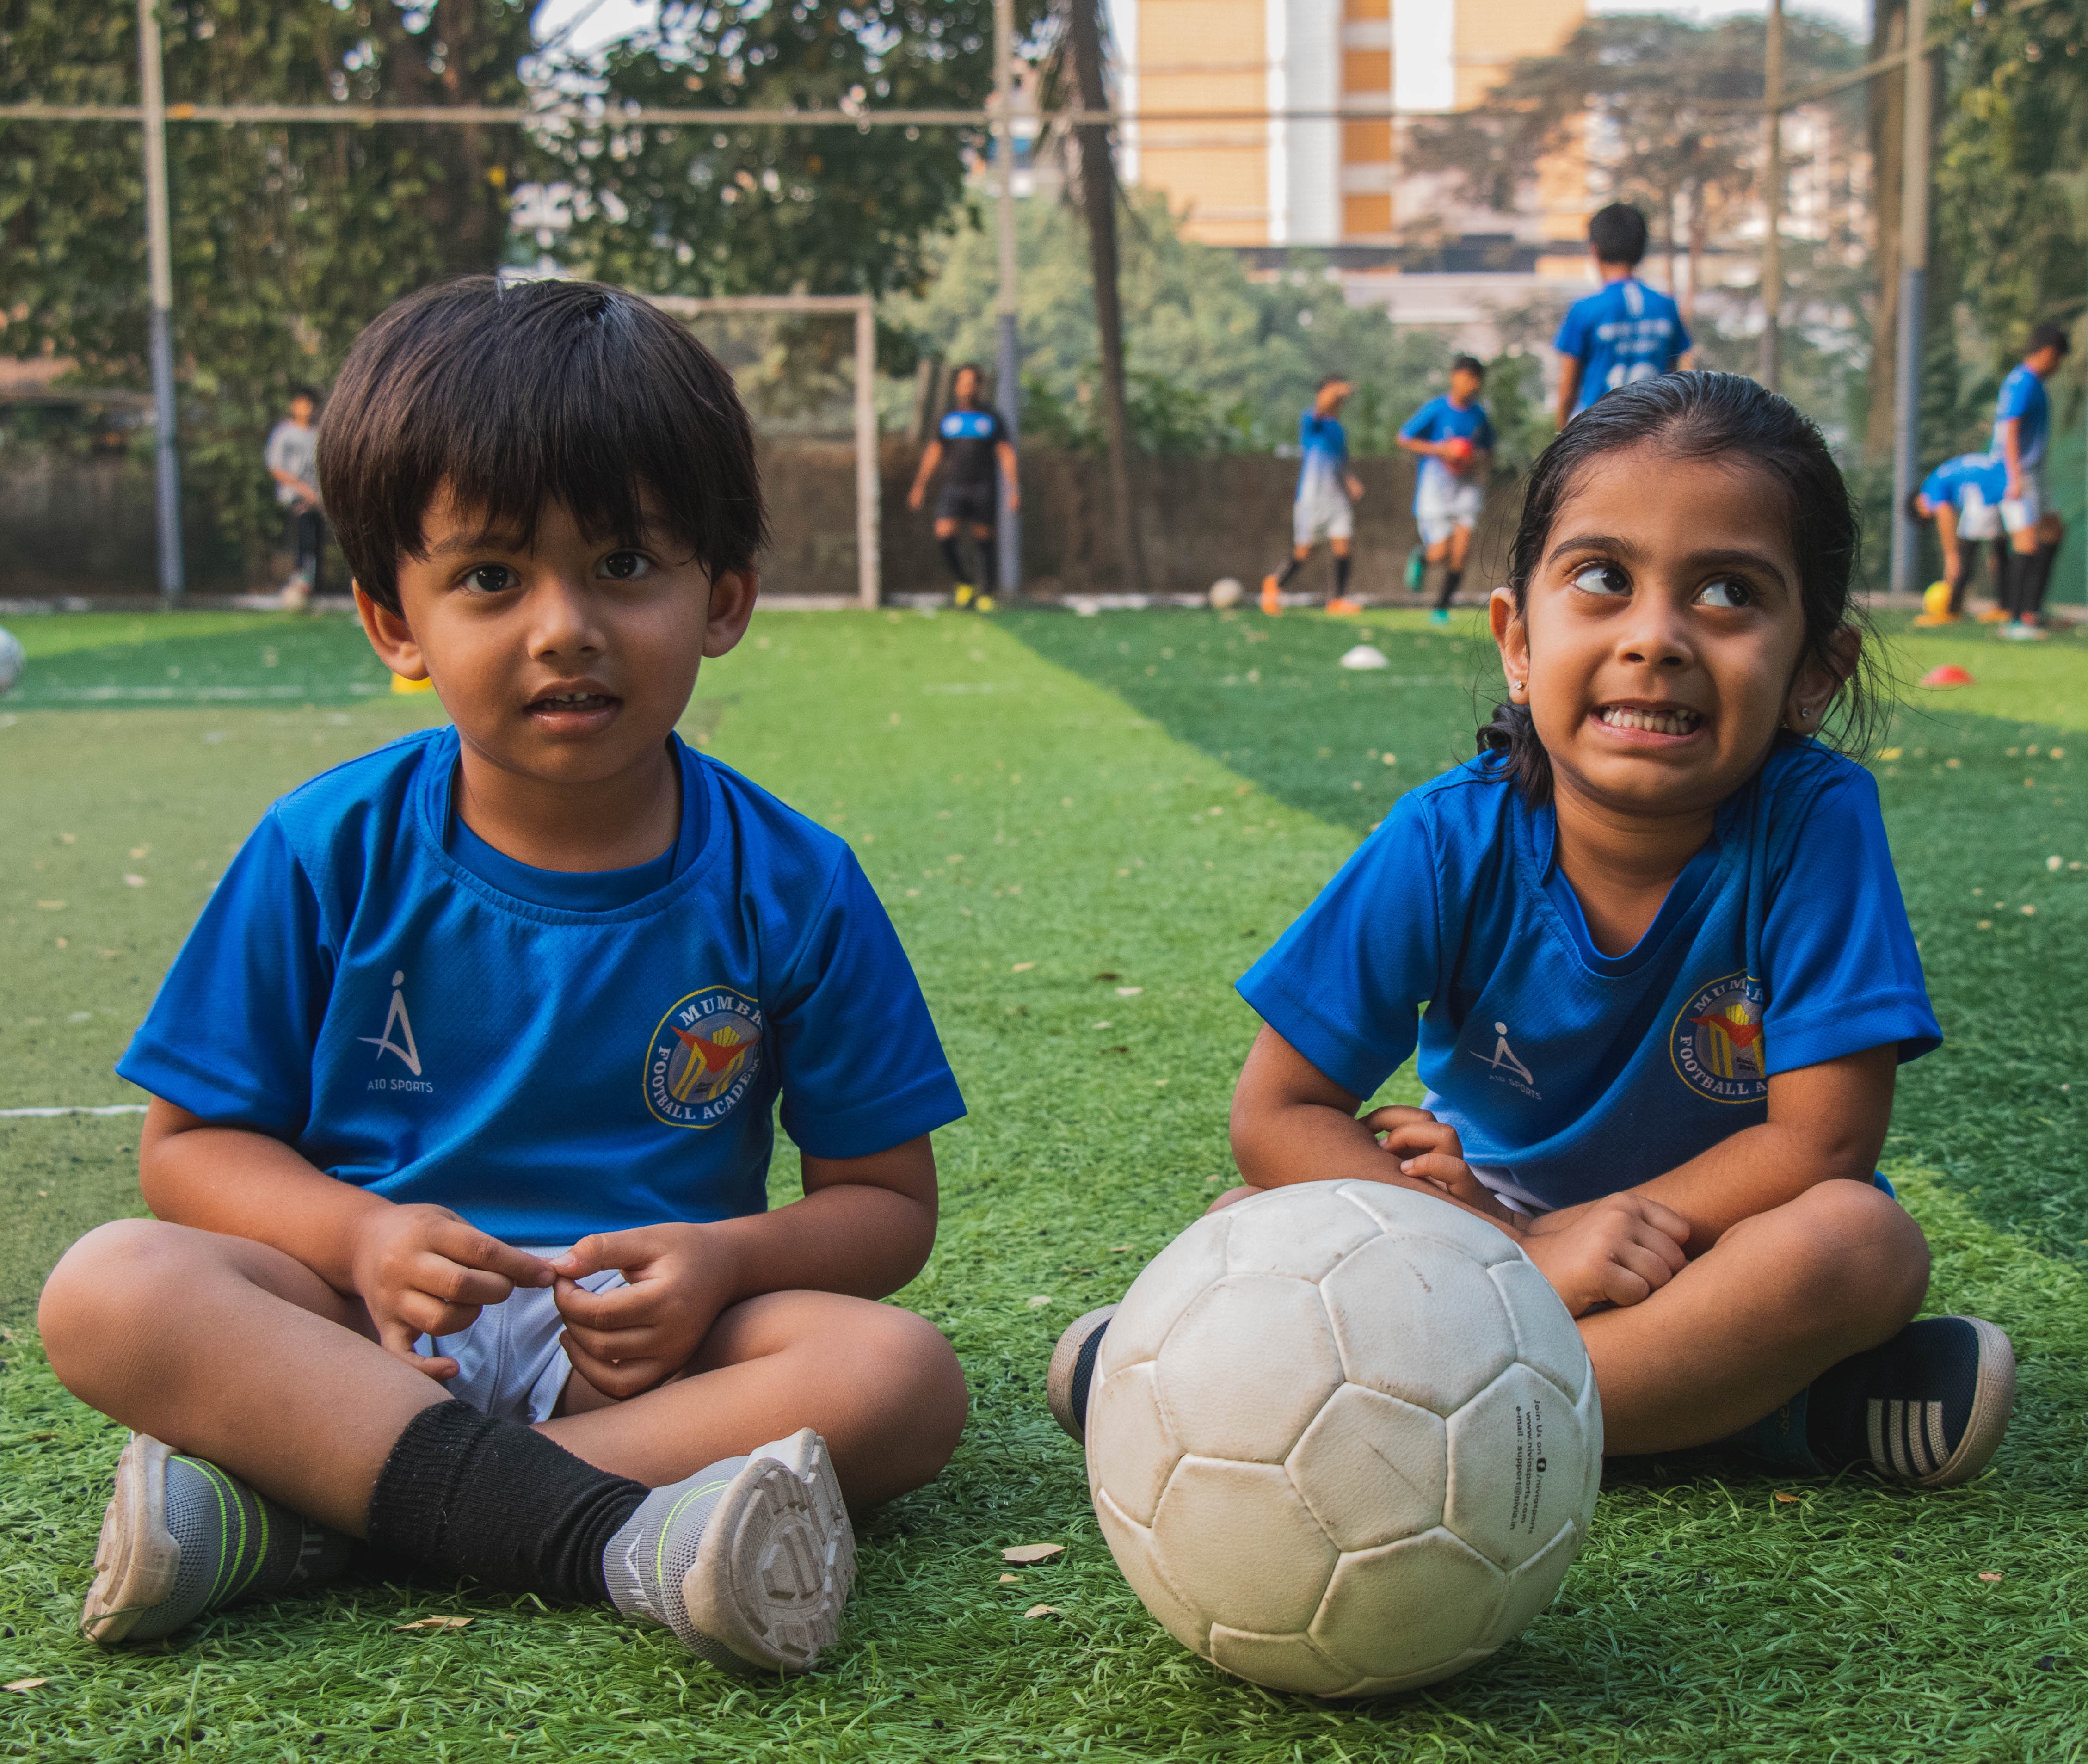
1044, 1306, 1115, 1443
1808, 1315, 2017, 1488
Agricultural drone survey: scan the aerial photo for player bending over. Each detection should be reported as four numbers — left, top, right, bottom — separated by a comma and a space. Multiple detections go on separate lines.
40, 279, 970, 1670
1906, 452, 2008, 624
1053, 373, 2014, 1490
1262, 375, 1367, 617
907, 363, 1018, 612
1988, 322, 2071, 641
1398, 355, 1495, 626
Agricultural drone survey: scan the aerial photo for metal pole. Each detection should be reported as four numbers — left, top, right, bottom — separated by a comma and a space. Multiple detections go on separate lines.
854, 299, 881, 608
1759, 0, 1784, 392
137, 0, 183, 602
1890, 0, 1930, 598
993, 0, 1022, 597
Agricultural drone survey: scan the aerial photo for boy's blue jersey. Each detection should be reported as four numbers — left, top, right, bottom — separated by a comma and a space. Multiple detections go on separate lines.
117, 727, 966, 1243
1296, 409, 1350, 503
1553, 278, 1692, 413
1921, 453, 2007, 511
1239, 743, 1938, 1215
1398, 395, 1497, 506
1991, 364, 2050, 469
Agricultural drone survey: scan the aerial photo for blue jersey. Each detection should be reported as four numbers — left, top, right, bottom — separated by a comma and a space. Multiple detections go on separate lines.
1398, 395, 1497, 506
1238, 743, 1938, 1215
1554, 278, 1692, 413
1992, 364, 2051, 470
1920, 453, 2007, 513
117, 727, 966, 1243
1296, 410, 1350, 504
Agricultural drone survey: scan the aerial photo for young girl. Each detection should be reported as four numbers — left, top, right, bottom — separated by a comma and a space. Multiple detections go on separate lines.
1050, 372, 2013, 1487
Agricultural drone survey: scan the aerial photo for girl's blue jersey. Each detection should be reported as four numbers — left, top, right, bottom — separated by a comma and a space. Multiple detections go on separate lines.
117, 727, 965, 1243
1239, 743, 1938, 1215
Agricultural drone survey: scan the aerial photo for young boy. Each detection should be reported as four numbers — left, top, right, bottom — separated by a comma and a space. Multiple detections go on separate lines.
1261, 376, 1367, 617
39, 279, 971, 1674
1397, 356, 1495, 626
1990, 322, 2071, 640
1906, 452, 2008, 623
1552, 204, 1693, 427
265, 385, 325, 609
905, 363, 1019, 612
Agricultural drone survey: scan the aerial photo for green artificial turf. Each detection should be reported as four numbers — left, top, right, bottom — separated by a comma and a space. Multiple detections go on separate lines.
2, 606, 2085, 1760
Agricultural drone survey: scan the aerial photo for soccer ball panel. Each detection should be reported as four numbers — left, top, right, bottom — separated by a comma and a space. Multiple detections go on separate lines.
1336, 1647, 1496, 1698
1308, 1526, 1505, 1682
1156, 1275, 1343, 1462
1487, 1257, 1592, 1406
1286, 1383, 1446, 1552
1087, 1359, 1180, 1526
1093, 1487, 1209, 1657
1207, 1626, 1353, 1696
1319, 1233, 1515, 1416
1100, 1210, 1232, 1375
1483, 1516, 1583, 1652
1442, 1363, 1594, 1571
1150, 1456, 1339, 1636
1223, 1181, 1385, 1281
1332, 1181, 1520, 1266
1574, 1363, 1604, 1511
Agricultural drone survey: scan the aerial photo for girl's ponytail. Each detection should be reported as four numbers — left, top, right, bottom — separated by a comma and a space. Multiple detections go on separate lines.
1475, 700, 1552, 805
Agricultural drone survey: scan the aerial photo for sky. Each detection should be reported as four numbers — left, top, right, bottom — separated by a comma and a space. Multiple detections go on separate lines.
531, 1, 1877, 61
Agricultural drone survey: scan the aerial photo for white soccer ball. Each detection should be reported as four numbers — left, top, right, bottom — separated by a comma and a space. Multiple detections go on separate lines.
1086, 1179, 1601, 1697
1208, 577, 1244, 610
0, 625, 23, 696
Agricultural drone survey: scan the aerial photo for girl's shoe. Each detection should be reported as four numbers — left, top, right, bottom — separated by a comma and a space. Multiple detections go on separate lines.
1046, 1305, 1117, 1443
1326, 596, 1364, 616
81, 1434, 353, 1645
1259, 575, 1284, 616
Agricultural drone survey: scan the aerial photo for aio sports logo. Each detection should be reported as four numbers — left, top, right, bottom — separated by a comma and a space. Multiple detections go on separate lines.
645, 987, 764, 1128
1669, 972, 1768, 1103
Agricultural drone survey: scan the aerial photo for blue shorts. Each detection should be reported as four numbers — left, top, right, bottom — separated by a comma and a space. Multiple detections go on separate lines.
412, 1248, 628, 1425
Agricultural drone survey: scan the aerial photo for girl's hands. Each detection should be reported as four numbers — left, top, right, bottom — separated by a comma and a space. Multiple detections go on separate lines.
548, 1226, 738, 1400
349, 1203, 554, 1380
1360, 1106, 1522, 1228
1517, 1196, 1690, 1318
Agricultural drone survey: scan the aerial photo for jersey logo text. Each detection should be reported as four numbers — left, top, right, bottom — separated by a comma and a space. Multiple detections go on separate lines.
359, 969, 424, 1077
645, 987, 765, 1129
1472, 1019, 1539, 1096
1670, 972, 1768, 1103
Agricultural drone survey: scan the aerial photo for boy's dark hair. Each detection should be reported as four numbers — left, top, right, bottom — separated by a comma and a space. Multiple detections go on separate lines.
289, 384, 322, 407
1905, 486, 1934, 524
1451, 355, 1485, 382
2027, 321, 2072, 358
1480, 371, 1884, 806
319, 277, 765, 613
950, 361, 987, 393
1588, 203, 1649, 268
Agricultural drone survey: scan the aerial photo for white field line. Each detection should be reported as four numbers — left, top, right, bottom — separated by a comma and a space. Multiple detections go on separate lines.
0, 1104, 148, 1118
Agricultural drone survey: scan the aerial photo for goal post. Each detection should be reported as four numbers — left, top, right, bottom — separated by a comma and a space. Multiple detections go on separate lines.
644, 293, 880, 609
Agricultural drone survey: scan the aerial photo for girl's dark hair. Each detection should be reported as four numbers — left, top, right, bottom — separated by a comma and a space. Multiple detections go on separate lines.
320, 277, 766, 612
1479, 371, 1885, 805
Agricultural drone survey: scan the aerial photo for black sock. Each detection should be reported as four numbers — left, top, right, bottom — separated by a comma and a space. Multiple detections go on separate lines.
2000, 548, 2027, 617
365, 1400, 647, 1603
1275, 555, 1304, 589
2024, 542, 2058, 617
1945, 563, 1968, 616
1332, 554, 1351, 599
1435, 567, 1463, 611
977, 532, 999, 594
939, 535, 967, 585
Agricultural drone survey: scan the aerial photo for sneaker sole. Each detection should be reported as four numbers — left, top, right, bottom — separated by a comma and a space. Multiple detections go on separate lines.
682, 1429, 855, 1675
1046, 1305, 1119, 1444
1909, 1316, 2016, 1489
80, 1433, 180, 1647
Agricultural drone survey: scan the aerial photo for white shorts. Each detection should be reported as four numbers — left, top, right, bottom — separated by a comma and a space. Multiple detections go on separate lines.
413, 1248, 628, 1425
1416, 478, 1484, 548
2002, 467, 2044, 534
1294, 491, 1354, 548
1956, 485, 2001, 543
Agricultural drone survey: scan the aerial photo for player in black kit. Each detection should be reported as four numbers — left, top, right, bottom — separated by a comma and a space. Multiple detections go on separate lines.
907, 364, 1020, 610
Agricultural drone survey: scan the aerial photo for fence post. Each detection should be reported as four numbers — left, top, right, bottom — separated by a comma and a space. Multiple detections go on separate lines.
137, 0, 184, 603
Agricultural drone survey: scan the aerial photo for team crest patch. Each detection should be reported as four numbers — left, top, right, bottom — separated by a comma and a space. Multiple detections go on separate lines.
645, 987, 764, 1129
1669, 972, 1768, 1104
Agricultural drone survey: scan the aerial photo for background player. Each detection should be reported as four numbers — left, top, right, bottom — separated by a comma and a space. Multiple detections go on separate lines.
1991, 322, 2070, 640
1398, 355, 1496, 626
264, 385, 325, 610
1906, 452, 2007, 624
907, 363, 1019, 611
1261, 375, 1367, 616
1554, 204, 1694, 428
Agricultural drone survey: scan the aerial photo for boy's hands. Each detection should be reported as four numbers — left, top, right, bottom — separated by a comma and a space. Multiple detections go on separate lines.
1360, 1106, 1521, 1228
1517, 1196, 1689, 1318
349, 1203, 554, 1380
548, 1225, 737, 1400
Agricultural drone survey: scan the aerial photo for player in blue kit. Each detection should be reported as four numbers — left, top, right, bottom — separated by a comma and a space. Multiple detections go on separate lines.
1261, 376, 1367, 616
39, 280, 970, 1671
1398, 356, 1496, 625
1052, 374, 2015, 1493
1988, 323, 2071, 640
1907, 452, 2009, 623
1553, 204, 1693, 428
